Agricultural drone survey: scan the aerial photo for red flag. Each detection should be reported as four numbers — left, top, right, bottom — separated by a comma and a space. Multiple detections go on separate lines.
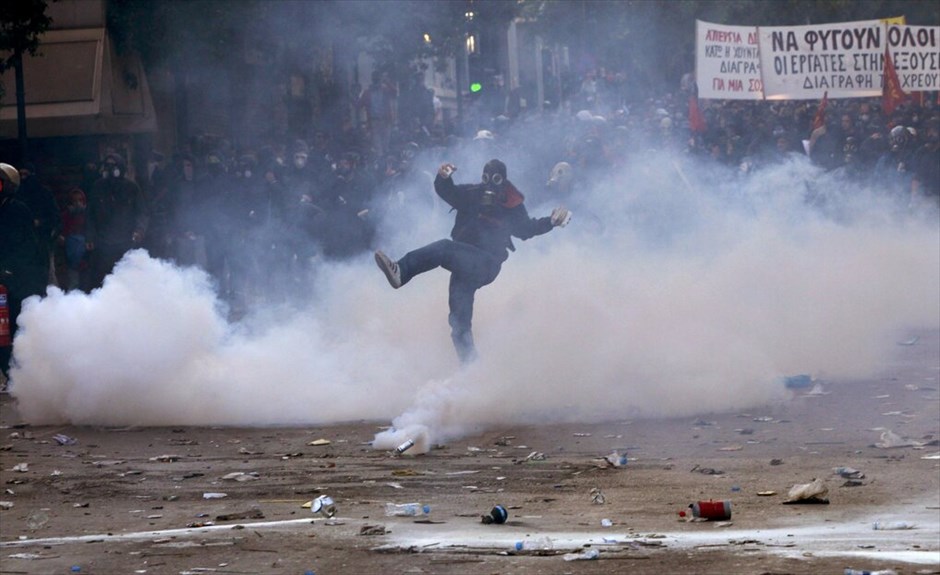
883, 48, 908, 117
812, 91, 828, 131
688, 94, 706, 134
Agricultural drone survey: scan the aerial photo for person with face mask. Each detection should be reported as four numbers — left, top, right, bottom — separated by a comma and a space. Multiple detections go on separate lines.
85, 152, 149, 290
374, 159, 571, 364
0, 163, 46, 383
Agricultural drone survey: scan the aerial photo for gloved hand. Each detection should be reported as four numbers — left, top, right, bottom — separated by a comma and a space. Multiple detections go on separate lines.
438, 163, 457, 179
550, 207, 571, 227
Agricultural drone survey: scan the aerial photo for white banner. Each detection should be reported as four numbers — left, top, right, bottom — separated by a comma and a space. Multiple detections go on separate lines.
695, 20, 763, 100
758, 20, 884, 100
888, 24, 940, 92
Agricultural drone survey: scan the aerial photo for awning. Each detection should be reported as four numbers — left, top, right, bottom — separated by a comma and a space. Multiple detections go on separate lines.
0, 27, 156, 139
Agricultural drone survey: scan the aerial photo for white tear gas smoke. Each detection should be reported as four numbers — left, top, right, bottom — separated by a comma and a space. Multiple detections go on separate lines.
10, 146, 939, 455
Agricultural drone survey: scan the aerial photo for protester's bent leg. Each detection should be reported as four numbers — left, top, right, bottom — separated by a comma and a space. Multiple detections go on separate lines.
397, 239, 454, 284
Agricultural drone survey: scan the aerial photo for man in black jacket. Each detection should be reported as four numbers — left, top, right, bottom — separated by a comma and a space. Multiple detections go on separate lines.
1, 163, 45, 381
375, 158, 571, 363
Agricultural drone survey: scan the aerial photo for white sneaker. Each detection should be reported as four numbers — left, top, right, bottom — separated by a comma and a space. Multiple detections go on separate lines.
374, 250, 401, 288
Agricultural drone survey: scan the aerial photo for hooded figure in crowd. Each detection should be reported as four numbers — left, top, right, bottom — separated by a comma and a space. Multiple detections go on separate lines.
0, 163, 45, 381
374, 159, 571, 363
85, 152, 149, 290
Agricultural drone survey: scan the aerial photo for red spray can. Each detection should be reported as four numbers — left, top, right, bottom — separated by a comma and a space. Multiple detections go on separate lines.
691, 500, 732, 520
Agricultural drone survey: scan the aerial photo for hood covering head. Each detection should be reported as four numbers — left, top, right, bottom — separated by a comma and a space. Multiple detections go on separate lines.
104, 152, 127, 171
482, 158, 507, 183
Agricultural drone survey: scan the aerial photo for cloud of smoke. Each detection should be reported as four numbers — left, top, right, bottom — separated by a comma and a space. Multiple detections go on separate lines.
10, 146, 939, 457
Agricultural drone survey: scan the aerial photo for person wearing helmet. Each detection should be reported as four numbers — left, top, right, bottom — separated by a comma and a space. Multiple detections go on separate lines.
0, 163, 46, 382
374, 159, 571, 364
85, 152, 149, 290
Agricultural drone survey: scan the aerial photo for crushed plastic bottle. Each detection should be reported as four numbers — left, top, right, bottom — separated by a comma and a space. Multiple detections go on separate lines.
384, 502, 430, 517
514, 536, 553, 551
563, 548, 599, 561
872, 521, 915, 530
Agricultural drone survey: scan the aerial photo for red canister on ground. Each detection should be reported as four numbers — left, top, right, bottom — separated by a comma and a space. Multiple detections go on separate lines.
691, 500, 732, 520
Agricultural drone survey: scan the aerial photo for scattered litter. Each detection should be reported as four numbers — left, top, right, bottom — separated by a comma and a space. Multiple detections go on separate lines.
769, 459, 784, 466
875, 430, 920, 449
595, 450, 627, 468
833, 467, 865, 479
523, 451, 546, 462
872, 521, 915, 530
445, 470, 480, 476
53, 434, 77, 446
736, 428, 755, 435
385, 482, 404, 489
898, 336, 919, 346
385, 502, 430, 517
718, 445, 743, 452
514, 536, 554, 551
148, 454, 182, 462
757, 491, 777, 496
202, 492, 228, 500
573, 433, 592, 437
753, 416, 774, 422
690, 465, 724, 475
563, 548, 599, 561
221, 472, 260, 482
481, 505, 507, 524
391, 469, 419, 477
600, 518, 613, 527
8, 553, 47, 560
920, 452, 940, 460
308, 439, 331, 446
784, 478, 829, 504
0, 501, 13, 510
12, 463, 28, 472
590, 487, 606, 505
688, 500, 732, 520
842, 479, 864, 487
359, 524, 387, 536
310, 495, 336, 518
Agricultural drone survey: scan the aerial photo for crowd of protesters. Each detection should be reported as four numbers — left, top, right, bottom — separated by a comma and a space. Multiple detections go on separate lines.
3, 68, 939, 337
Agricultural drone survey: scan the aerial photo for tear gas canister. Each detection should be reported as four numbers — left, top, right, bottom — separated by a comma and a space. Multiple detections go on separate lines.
395, 439, 415, 454
691, 500, 732, 520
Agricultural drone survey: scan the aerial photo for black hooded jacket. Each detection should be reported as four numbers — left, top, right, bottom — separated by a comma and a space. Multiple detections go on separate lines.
434, 173, 553, 263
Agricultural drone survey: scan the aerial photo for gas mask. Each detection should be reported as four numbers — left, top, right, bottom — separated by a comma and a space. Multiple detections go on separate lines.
481, 160, 508, 206
102, 163, 120, 178
294, 154, 308, 169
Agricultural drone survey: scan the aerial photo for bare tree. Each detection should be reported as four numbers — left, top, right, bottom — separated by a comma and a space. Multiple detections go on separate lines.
0, 0, 54, 163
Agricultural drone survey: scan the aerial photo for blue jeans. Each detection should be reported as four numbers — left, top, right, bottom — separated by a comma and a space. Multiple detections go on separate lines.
399, 239, 502, 363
